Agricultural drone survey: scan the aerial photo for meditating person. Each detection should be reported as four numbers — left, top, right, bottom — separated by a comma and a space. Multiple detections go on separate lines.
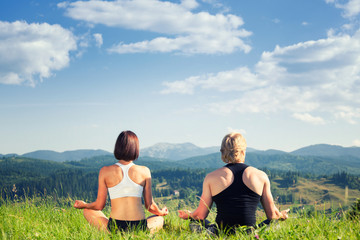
178, 132, 289, 234
74, 130, 168, 233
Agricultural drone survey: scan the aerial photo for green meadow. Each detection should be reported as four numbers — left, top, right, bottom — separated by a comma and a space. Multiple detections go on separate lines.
1, 196, 359, 240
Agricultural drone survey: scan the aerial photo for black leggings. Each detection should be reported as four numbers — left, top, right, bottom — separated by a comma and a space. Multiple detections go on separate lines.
189, 219, 271, 235
107, 218, 147, 233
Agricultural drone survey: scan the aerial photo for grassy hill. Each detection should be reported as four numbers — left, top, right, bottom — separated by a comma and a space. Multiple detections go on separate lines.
1, 153, 360, 239
1, 196, 359, 239
270, 177, 360, 208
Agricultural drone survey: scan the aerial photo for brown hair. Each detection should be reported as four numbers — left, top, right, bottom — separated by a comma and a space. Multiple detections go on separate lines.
114, 130, 139, 161
220, 132, 247, 163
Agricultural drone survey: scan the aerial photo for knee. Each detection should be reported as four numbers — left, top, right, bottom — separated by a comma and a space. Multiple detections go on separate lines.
147, 215, 164, 222
147, 215, 164, 233
147, 215, 164, 226
83, 208, 91, 218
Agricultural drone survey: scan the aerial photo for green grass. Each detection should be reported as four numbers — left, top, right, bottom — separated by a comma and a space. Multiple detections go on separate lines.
1, 196, 359, 240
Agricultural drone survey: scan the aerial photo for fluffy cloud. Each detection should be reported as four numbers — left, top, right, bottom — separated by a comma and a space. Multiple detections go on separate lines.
0, 21, 77, 86
292, 113, 326, 125
353, 139, 360, 146
58, 0, 251, 54
162, 29, 360, 124
93, 33, 103, 48
161, 67, 261, 94
326, 0, 360, 18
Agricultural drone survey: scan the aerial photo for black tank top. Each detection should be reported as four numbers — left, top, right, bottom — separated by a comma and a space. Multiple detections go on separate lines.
212, 163, 261, 228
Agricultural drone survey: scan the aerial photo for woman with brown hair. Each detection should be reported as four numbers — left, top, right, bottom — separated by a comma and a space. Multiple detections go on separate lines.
74, 130, 168, 233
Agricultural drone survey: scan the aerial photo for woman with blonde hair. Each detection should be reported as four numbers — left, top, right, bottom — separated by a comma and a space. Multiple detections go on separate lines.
74, 130, 168, 233
178, 132, 289, 234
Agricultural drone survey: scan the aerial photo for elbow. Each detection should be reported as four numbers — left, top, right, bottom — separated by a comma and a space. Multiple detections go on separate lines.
192, 210, 208, 220
95, 206, 104, 211
94, 202, 105, 211
145, 200, 154, 211
196, 213, 207, 220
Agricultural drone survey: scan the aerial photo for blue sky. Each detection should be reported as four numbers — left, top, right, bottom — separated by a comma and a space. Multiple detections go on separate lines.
1, 0, 360, 154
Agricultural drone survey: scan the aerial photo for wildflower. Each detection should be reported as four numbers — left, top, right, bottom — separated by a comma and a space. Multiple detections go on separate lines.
12, 184, 17, 193
255, 234, 260, 239
12, 184, 18, 199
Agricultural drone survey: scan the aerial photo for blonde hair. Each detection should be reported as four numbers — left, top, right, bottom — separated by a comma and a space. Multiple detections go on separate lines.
220, 132, 247, 163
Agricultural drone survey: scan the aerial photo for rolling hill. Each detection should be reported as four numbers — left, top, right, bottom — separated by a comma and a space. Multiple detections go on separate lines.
1, 143, 359, 173
291, 144, 360, 158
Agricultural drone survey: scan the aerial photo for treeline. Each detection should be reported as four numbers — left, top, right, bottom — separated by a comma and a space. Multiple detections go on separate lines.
151, 168, 207, 201
329, 171, 360, 189
1, 169, 98, 201
1, 157, 359, 205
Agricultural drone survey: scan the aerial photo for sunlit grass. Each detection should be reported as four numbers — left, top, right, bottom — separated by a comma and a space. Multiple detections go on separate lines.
1, 196, 359, 239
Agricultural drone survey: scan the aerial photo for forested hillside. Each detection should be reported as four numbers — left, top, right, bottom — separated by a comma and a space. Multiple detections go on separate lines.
1, 154, 359, 208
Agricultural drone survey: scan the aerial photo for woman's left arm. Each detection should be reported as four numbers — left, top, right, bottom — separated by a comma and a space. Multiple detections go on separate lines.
74, 167, 108, 210
178, 175, 213, 220
143, 167, 168, 216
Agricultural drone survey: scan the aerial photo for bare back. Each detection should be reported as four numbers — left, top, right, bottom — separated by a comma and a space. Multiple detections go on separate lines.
102, 161, 149, 220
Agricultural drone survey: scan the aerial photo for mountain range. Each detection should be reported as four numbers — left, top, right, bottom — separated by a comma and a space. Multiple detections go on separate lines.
0, 149, 111, 162
1, 143, 359, 163
140, 142, 219, 160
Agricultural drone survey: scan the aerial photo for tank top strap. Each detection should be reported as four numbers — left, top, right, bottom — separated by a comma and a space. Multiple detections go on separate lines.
115, 162, 134, 172
225, 163, 248, 174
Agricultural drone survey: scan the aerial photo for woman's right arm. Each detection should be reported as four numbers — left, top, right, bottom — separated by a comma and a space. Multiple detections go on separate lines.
260, 172, 289, 220
143, 167, 168, 216
74, 167, 108, 210
178, 174, 213, 220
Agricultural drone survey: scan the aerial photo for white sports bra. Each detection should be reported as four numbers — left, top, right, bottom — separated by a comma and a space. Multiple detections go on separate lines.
108, 162, 143, 199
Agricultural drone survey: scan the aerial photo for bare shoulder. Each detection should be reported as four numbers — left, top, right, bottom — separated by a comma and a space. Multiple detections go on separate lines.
98, 165, 115, 180
205, 167, 230, 182
132, 164, 151, 176
206, 167, 224, 178
99, 165, 112, 174
245, 166, 268, 180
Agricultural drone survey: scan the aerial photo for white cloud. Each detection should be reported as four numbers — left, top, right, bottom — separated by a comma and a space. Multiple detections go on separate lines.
227, 127, 247, 135
353, 139, 360, 146
161, 67, 262, 94
292, 113, 326, 125
161, 29, 360, 124
272, 18, 280, 24
161, 75, 200, 94
302, 21, 309, 26
326, 0, 360, 18
0, 21, 77, 86
58, 0, 251, 54
334, 105, 360, 124
181, 0, 199, 9
93, 33, 103, 48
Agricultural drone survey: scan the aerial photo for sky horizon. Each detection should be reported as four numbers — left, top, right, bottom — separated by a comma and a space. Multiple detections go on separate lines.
1, 0, 360, 155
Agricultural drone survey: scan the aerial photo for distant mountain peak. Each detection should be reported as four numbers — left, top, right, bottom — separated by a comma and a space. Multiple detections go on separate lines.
291, 144, 360, 158
140, 142, 219, 160
21, 149, 112, 162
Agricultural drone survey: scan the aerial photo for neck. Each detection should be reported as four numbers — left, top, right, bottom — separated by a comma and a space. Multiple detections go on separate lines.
118, 160, 133, 165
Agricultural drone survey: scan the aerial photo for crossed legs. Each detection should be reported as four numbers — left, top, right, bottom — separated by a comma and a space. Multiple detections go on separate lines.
82, 209, 164, 233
